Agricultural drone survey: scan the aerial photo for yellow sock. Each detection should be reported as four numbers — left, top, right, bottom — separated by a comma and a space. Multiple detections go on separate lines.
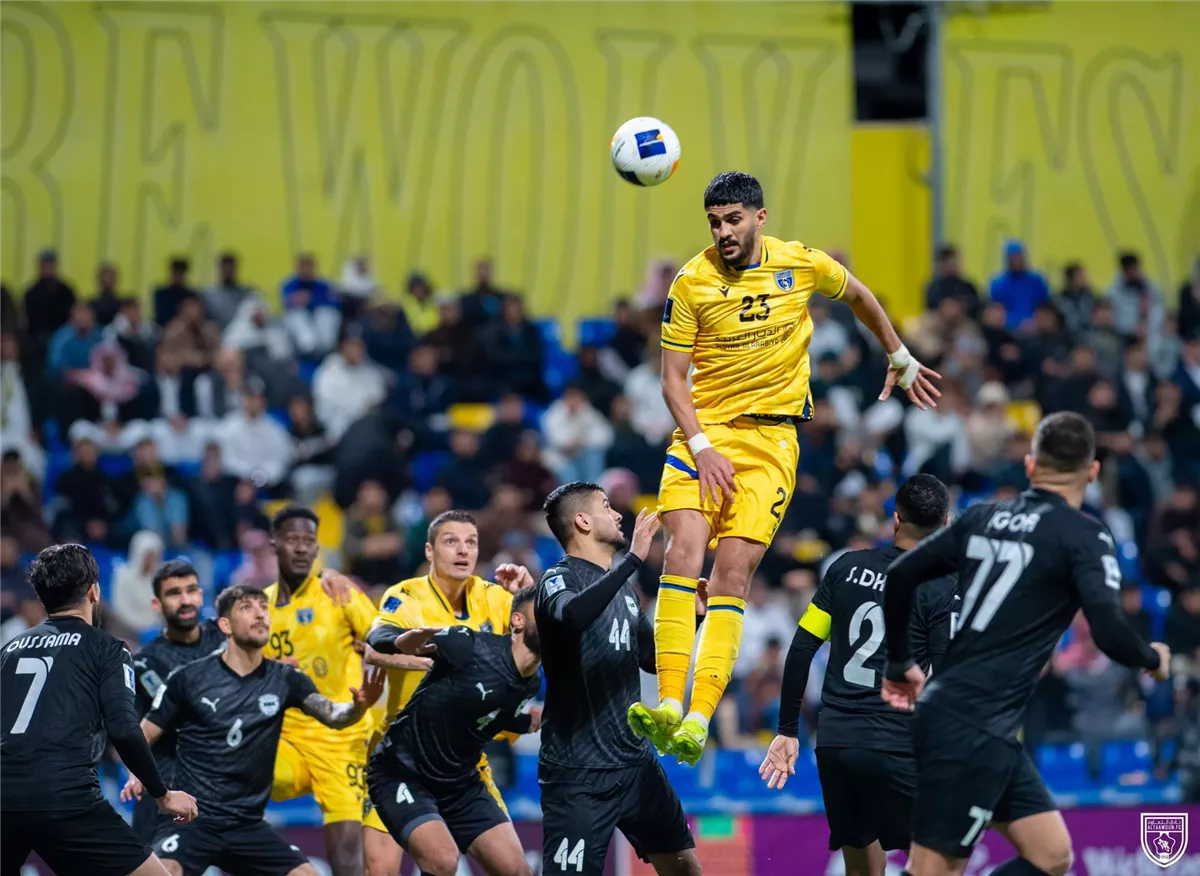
689, 595, 746, 721
655, 575, 698, 708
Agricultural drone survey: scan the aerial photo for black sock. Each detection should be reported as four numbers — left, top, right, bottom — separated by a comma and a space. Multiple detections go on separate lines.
991, 860, 1053, 876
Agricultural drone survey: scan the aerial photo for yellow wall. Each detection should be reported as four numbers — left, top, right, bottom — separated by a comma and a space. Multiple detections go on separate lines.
943, 1, 1200, 298
1, 1, 852, 326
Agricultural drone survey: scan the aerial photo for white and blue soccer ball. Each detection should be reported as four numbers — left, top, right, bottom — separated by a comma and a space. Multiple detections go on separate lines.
610, 116, 681, 187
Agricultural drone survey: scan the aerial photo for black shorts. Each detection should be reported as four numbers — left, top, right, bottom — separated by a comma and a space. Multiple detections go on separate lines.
152, 817, 309, 876
368, 756, 509, 853
539, 759, 694, 876
1, 801, 152, 876
132, 792, 173, 845
815, 746, 915, 851
911, 705, 1057, 858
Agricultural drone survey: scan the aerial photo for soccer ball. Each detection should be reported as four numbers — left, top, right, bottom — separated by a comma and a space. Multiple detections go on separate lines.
610, 117, 681, 187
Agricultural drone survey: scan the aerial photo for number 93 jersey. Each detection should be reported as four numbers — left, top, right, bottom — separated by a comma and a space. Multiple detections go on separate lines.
660, 235, 847, 425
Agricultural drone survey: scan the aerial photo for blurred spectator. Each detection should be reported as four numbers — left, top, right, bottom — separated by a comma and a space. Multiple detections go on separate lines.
964, 381, 1014, 471
222, 297, 297, 401
358, 302, 414, 374
233, 478, 271, 539
0, 332, 43, 480
187, 442, 240, 550
1172, 334, 1200, 410
198, 347, 249, 419
1106, 252, 1165, 343
127, 472, 189, 549
1081, 301, 1126, 379
902, 381, 970, 481
93, 262, 124, 327
153, 257, 196, 328
231, 528, 279, 590
217, 379, 293, 489
54, 433, 125, 546
498, 431, 557, 512
426, 297, 485, 401
1022, 303, 1073, 368
332, 411, 405, 509
1119, 583, 1153, 642
281, 253, 340, 356
403, 488, 452, 573
481, 294, 546, 400
1121, 342, 1159, 431
394, 345, 452, 425
0, 536, 31, 619
0, 284, 16, 335
1057, 262, 1095, 335
733, 576, 796, 681
401, 272, 439, 337
744, 636, 786, 732
604, 298, 649, 377
1176, 680, 1200, 803
287, 394, 336, 504
1, 451, 51, 553
1180, 256, 1200, 341
635, 259, 678, 312
48, 302, 100, 377
338, 256, 379, 323
204, 252, 255, 330
807, 297, 849, 361
312, 332, 389, 441
909, 294, 978, 364
924, 243, 980, 317
459, 258, 504, 328
60, 342, 156, 431
542, 385, 613, 484
1164, 585, 1200, 663
606, 394, 665, 491
109, 298, 158, 373
1151, 382, 1200, 485
479, 393, 526, 470
575, 347, 622, 420
476, 483, 529, 564
342, 479, 404, 587
23, 248, 77, 362
624, 354, 674, 445
435, 430, 491, 510
599, 468, 640, 541
989, 240, 1049, 329
979, 301, 1027, 386
161, 294, 221, 373
110, 530, 165, 632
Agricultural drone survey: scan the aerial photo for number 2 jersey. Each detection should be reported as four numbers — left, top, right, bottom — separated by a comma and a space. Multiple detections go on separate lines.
799, 544, 958, 752
884, 488, 1161, 741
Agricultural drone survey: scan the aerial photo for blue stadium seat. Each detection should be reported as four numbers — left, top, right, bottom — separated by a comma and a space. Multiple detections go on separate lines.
1118, 541, 1142, 584
1101, 739, 1153, 782
515, 752, 540, 798
578, 318, 617, 348
411, 451, 452, 493
98, 454, 133, 478
1036, 742, 1090, 792
535, 536, 563, 572
298, 360, 320, 386
660, 754, 703, 799
212, 551, 242, 592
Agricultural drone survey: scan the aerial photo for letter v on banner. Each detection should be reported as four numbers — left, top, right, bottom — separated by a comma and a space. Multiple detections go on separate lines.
1141, 812, 1187, 869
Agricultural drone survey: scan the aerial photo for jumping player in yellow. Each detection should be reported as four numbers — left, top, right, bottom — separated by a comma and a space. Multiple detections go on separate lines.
628, 171, 942, 765
359, 509, 535, 876
263, 506, 381, 876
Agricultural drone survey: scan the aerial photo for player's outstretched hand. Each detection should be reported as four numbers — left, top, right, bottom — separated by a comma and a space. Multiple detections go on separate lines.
495, 564, 534, 594
695, 447, 736, 505
881, 664, 926, 711
356, 665, 386, 708
695, 578, 709, 618
1148, 642, 1172, 681
879, 361, 941, 411
393, 626, 442, 657
527, 706, 543, 733
759, 735, 799, 790
120, 775, 144, 803
629, 508, 662, 560
157, 789, 199, 824
320, 569, 357, 607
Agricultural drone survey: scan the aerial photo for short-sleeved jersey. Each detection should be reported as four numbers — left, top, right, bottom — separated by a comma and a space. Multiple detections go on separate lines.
660, 236, 848, 424
132, 621, 228, 781
372, 575, 514, 723
381, 627, 540, 784
799, 545, 958, 752
535, 557, 654, 769
1, 617, 140, 810
147, 654, 316, 824
886, 489, 1135, 740
263, 573, 376, 740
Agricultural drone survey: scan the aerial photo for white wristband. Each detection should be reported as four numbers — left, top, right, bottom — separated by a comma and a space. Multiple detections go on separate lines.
687, 432, 713, 455
887, 344, 914, 369
887, 344, 922, 391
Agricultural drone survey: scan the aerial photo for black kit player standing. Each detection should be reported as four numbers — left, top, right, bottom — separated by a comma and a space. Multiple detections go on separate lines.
364, 588, 544, 876
760, 474, 959, 876
121, 585, 383, 876
130, 560, 228, 842
1, 544, 198, 876
536, 483, 704, 876
881, 413, 1172, 876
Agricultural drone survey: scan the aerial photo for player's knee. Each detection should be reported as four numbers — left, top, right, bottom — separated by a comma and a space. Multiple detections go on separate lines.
1028, 844, 1073, 876
413, 847, 460, 876
662, 515, 707, 573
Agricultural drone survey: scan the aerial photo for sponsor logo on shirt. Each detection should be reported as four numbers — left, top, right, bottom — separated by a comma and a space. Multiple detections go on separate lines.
259, 694, 281, 717
382, 596, 402, 614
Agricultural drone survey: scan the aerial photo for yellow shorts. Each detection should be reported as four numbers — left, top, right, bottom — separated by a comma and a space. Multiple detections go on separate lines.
361, 755, 507, 834
272, 730, 371, 825
657, 418, 798, 546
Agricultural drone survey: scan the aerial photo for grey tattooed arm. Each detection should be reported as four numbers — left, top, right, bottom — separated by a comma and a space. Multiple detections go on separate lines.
299, 693, 366, 730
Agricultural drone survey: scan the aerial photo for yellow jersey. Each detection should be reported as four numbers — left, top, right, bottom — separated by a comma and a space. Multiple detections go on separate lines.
263, 573, 378, 740
660, 235, 848, 424
372, 575, 514, 723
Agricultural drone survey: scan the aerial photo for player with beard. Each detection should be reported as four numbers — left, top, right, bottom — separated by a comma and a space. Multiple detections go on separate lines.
536, 483, 703, 876
122, 584, 384, 876
364, 587, 543, 876
131, 560, 228, 842
361, 509, 533, 876
3, 544, 198, 876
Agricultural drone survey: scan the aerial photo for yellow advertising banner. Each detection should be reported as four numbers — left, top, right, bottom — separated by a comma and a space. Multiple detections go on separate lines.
943, 1, 1200, 298
1, 1, 852, 325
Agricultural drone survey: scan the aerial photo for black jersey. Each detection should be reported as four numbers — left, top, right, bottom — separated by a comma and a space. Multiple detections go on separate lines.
535, 554, 656, 769
814, 545, 958, 751
133, 621, 227, 781
146, 654, 317, 824
1, 616, 164, 810
378, 627, 540, 783
884, 488, 1161, 740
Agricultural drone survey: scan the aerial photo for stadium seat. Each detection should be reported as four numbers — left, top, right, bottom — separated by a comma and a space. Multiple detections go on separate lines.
1035, 742, 1091, 792
1006, 400, 1042, 435
578, 318, 617, 348
311, 494, 345, 551
1100, 739, 1153, 783
411, 451, 452, 493
535, 536, 562, 572
660, 754, 703, 799
447, 403, 496, 433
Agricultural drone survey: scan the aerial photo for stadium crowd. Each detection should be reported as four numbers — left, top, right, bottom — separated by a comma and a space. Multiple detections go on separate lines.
1, 242, 1198, 800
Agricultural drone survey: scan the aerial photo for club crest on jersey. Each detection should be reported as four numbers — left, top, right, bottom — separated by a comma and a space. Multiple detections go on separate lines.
382, 596, 401, 614
258, 693, 281, 717
479, 621, 493, 633
296, 608, 314, 626
774, 269, 794, 291
1141, 813, 1187, 868
544, 575, 566, 596
624, 595, 638, 617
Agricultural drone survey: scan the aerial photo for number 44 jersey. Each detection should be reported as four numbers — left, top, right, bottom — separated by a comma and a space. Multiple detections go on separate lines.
803, 544, 958, 752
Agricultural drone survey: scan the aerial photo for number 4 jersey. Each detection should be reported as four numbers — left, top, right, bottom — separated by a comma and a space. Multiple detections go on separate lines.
800, 545, 958, 752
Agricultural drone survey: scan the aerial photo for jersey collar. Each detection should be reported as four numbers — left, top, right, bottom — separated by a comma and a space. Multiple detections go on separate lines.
716, 240, 769, 278
426, 575, 473, 621
271, 569, 320, 607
